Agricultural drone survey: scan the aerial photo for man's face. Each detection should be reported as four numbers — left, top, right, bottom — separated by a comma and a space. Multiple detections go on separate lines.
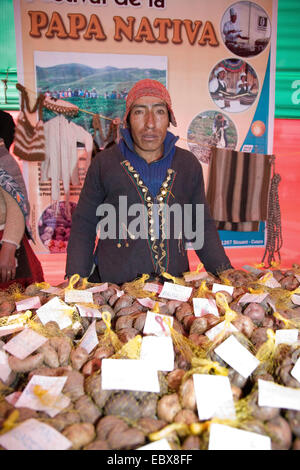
231, 14, 237, 23
219, 71, 226, 80
129, 95, 169, 162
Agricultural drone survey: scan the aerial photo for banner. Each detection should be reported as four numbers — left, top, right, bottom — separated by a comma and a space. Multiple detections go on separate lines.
13, 0, 278, 254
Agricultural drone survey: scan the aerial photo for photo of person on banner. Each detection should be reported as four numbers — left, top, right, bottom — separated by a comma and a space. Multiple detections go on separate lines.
221, 2, 271, 57
66, 79, 233, 284
208, 59, 259, 112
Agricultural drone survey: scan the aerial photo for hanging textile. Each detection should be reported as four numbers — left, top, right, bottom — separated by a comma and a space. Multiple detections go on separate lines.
13, 83, 45, 161
206, 147, 282, 266
41, 114, 93, 202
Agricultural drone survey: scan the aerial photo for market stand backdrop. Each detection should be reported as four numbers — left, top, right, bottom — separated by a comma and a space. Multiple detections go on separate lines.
0, 0, 299, 284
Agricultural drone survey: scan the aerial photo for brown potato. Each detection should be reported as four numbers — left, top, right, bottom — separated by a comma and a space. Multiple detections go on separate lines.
175, 303, 193, 322
48, 409, 81, 432
179, 377, 196, 411
85, 374, 112, 409
74, 394, 102, 423
105, 393, 142, 421
107, 428, 145, 450
117, 327, 139, 343
265, 416, 292, 450
137, 417, 167, 435
96, 415, 128, 440
174, 409, 198, 424
84, 439, 110, 450
157, 393, 182, 422
190, 315, 219, 336
115, 315, 133, 331
167, 369, 185, 391
243, 303, 265, 326
8, 352, 44, 373
62, 422, 96, 450
114, 294, 134, 313
181, 435, 201, 450
70, 346, 89, 371
232, 313, 255, 338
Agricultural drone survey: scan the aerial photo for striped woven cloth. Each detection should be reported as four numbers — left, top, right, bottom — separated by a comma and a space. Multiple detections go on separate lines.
206, 148, 273, 232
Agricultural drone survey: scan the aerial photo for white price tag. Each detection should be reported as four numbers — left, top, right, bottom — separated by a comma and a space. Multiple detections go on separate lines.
36, 297, 73, 330
214, 335, 260, 379
208, 423, 271, 450
193, 375, 236, 421
205, 320, 238, 341
138, 439, 172, 450
0, 350, 12, 382
64, 289, 93, 304
263, 274, 281, 288
275, 329, 299, 346
238, 293, 269, 304
143, 283, 163, 294
102, 359, 160, 393
41, 286, 63, 295
159, 282, 192, 302
76, 304, 101, 319
137, 298, 165, 309
15, 375, 69, 417
0, 419, 72, 450
258, 379, 300, 411
16, 296, 41, 312
291, 294, 300, 306
3, 329, 48, 360
291, 358, 300, 384
86, 283, 108, 293
212, 283, 234, 296
193, 298, 219, 317
143, 311, 173, 337
79, 320, 98, 354
140, 336, 174, 371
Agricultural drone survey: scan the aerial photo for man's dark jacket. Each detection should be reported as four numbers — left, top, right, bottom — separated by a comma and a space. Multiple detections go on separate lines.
66, 144, 232, 284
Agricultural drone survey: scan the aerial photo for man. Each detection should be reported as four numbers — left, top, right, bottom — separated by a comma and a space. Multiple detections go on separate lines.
223, 7, 249, 48
212, 114, 229, 148
209, 67, 229, 109
66, 79, 232, 284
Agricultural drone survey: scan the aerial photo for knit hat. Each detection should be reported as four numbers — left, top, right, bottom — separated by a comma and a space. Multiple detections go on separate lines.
123, 79, 177, 127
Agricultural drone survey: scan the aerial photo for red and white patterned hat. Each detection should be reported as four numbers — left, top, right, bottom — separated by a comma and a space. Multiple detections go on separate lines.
123, 79, 177, 127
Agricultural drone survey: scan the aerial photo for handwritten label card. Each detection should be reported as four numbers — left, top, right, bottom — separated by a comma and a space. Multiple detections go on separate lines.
16, 296, 41, 312
0, 349, 12, 382
193, 298, 219, 317
291, 358, 300, 384
137, 298, 165, 310
140, 336, 174, 371
291, 294, 300, 306
76, 304, 101, 319
0, 418, 72, 450
143, 282, 163, 294
159, 282, 192, 302
205, 320, 238, 341
208, 423, 271, 450
143, 311, 173, 337
64, 289, 93, 304
0, 313, 28, 336
238, 293, 269, 305
214, 335, 260, 379
275, 329, 299, 347
212, 283, 234, 296
36, 297, 73, 330
102, 359, 160, 393
15, 375, 69, 417
138, 439, 172, 450
193, 375, 236, 421
3, 329, 48, 360
86, 282, 108, 293
41, 286, 63, 296
79, 320, 98, 354
258, 379, 300, 411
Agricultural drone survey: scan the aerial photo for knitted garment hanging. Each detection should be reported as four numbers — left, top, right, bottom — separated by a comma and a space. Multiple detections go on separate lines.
13, 84, 46, 162
206, 147, 282, 266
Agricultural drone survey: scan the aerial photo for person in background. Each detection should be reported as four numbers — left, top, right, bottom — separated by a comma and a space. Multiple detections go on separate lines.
223, 7, 249, 47
66, 79, 232, 284
209, 67, 229, 109
0, 111, 44, 288
212, 113, 229, 148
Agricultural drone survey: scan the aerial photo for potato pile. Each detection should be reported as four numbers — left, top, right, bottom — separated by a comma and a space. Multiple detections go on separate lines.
0, 266, 300, 450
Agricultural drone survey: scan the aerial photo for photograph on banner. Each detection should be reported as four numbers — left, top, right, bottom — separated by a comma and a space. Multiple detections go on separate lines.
221, 1, 272, 57
187, 110, 238, 165
13, 0, 277, 253
208, 58, 259, 113
35, 51, 167, 149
